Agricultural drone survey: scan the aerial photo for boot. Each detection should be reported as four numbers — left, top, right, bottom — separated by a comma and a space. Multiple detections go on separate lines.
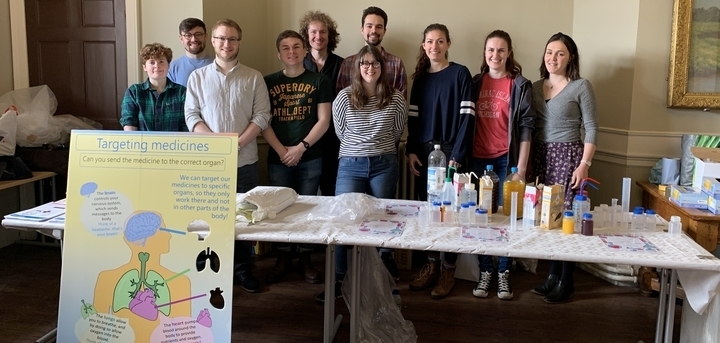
543, 280, 575, 304
530, 274, 559, 296
265, 251, 292, 284
409, 261, 440, 291
430, 267, 455, 299
297, 251, 322, 284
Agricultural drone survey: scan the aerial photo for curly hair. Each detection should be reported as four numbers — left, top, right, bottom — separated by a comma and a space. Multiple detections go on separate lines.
140, 43, 172, 64
299, 10, 341, 52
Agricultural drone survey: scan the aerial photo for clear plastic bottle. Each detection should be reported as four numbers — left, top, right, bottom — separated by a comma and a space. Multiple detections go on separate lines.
483, 165, 500, 214
442, 201, 454, 223
581, 213, 594, 236
631, 207, 644, 230
475, 208, 489, 226
427, 144, 446, 204
668, 215, 682, 235
431, 201, 442, 223
461, 183, 478, 206
645, 209, 656, 230
503, 167, 525, 216
572, 195, 589, 233
441, 177, 455, 206
460, 203, 471, 225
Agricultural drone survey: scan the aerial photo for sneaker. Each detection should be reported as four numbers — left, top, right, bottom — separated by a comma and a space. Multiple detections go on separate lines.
381, 252, 400, 280
236, 271, 261, 293
497, 270, 514, 300
315, 280, 343, 303
473, 271, 493, 298
409, 262, 440, 291
430, 267, 455, 299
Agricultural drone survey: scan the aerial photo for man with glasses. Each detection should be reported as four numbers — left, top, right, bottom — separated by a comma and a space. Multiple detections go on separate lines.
185, 18, 271, 294
335, 6, 407, 99
168, 18, 214, 87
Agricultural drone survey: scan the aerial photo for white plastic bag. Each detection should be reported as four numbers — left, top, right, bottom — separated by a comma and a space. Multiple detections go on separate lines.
305, 193, 381, 222
236, 186, 298, 222
0, 109, 17, 156
342, 248, 417, 343
0, 85, 60, 147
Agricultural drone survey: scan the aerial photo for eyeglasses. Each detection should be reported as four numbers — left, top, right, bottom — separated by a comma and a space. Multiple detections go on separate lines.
213, 36, 240, 44
359, 61, 381, 69
181, 32, 205, 39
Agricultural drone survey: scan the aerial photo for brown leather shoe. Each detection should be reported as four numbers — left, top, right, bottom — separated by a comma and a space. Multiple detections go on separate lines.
297, 252, 322, 284
430, 267, 455, 299
265, 251, 292, 284
409, 261, 440, 291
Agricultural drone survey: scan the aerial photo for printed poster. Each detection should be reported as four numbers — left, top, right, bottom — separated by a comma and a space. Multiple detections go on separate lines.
58, 131, 238, 343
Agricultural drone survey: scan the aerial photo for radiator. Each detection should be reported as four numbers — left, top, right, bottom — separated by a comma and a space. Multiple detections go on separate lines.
395, 141, 416, 200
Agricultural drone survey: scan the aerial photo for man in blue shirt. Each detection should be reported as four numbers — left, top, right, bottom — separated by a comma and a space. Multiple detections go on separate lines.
168, 18, 214, 86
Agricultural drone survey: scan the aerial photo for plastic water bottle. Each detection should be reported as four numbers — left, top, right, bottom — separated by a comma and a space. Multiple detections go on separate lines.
427, 145, 446, 204
460, 183, 478, 206
572, 195, 589, 233
503, 167, 525, 216
632, 207, 644, 230
475, 208, 488, 226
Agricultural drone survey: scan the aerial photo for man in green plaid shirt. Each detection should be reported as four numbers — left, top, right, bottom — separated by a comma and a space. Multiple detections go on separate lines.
120, 43, 188, 132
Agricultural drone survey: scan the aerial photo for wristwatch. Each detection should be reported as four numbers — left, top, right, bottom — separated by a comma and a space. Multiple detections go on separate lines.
301, 140, 311, 150
581, 160, 592, 167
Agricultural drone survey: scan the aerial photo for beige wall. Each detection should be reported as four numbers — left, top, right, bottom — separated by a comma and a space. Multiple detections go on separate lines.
4, 0, 718, 206
0, 0, 13, 96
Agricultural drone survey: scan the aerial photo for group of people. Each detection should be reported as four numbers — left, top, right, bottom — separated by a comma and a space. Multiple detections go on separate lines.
119, 6, 597, 305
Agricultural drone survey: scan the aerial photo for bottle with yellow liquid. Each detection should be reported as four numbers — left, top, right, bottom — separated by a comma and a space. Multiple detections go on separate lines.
503, 167, 525, 217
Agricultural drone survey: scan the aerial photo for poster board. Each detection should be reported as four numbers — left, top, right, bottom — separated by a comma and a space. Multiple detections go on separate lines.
57, 130, 237, 343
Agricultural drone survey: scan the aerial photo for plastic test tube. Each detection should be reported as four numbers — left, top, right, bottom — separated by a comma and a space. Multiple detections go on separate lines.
621, 177, 631, 214
599, 204, 609, 228
610, 198, 618, 228
509, 192, 518, 231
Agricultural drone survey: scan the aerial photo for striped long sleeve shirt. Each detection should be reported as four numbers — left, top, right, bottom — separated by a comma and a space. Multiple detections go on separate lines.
332, 87, 408, 157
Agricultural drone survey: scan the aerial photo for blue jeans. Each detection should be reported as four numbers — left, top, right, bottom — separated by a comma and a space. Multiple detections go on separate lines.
235, 162, 259, 273
335, 154, 399, 278
268, 158, 322, 252
470, 154, 508, 204
472, 155, 510, 272
478, 255, 512, 273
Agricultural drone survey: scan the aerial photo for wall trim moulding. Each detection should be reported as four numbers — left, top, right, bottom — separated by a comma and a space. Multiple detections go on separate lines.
595, 127, 683, 167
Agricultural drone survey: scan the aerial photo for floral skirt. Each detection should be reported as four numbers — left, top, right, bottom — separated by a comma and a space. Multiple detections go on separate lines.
531, 141, 584, 210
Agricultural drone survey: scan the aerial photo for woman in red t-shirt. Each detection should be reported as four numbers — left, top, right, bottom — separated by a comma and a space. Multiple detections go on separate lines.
469, 30, 535, 301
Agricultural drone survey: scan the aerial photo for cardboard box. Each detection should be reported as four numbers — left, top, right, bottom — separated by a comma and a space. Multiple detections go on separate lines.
453, 172, 470, 206
692, 147, 720, 189
524, 183, 543, 226
701, 177, 720, 199
708, 196, 719, 214
541, 184, 564, 229
670, 185, 708, 209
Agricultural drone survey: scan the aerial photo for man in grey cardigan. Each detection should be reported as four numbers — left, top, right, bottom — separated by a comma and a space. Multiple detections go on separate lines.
185, 18, 271, 293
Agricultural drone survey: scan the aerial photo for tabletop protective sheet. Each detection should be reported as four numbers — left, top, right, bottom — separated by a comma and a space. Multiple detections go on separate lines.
5, 193, 720, 314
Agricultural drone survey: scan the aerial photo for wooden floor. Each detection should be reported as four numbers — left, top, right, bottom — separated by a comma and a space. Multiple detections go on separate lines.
0, 243, 681, 343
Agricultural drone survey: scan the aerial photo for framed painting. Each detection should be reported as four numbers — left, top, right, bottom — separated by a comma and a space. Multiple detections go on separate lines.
668, 0, 720, 109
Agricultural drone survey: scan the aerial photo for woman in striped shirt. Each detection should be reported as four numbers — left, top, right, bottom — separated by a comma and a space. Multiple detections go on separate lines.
332, 45, 407, 196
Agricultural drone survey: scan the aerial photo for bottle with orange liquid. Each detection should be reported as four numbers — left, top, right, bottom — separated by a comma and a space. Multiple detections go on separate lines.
502, 167, 525, 217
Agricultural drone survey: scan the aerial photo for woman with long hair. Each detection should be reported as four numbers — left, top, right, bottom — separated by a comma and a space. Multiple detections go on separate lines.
470, 30, 535, 301
406, 23, 475, 299
529, 32, 597, 304
317, 45, 407, 301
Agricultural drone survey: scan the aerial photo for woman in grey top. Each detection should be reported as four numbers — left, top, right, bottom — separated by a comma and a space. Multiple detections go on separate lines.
529, 32, 597, 304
